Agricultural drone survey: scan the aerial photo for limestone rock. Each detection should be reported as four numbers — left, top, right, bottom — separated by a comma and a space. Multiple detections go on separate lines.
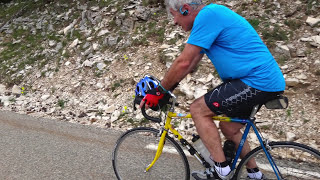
179, 83, 194, 100
97, 62, 106, 70
69, 38, 79, 48
41, 94, 50, 100
82, 60, 94, 67
135, 6, 150, 21
105, 105, 116, 114
12, 85, 21, 95
311, 36, 320, 45
296, 74, 307, 80
194, 86, 208, 99
111, 110, 121, 122
286, 132, 296, 141
0, 84, 6, 94
286, 78, 300, 87
49, 40, 56, 47
306, 17, 320, 27
275, 44, 291, 58
98, 29, 109, 36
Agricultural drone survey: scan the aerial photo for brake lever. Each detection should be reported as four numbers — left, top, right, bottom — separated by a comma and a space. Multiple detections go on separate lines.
133, 96, 143, 111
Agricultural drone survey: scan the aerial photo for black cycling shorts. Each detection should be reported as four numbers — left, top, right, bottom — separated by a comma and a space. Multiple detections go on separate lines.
204, 79, 283, 119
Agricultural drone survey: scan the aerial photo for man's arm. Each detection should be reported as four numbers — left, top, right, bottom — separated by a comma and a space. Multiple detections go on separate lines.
161, 43, 204, 90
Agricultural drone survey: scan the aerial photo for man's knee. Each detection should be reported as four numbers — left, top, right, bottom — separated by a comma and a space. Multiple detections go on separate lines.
190, 99, 200, 114
190, 99, 201, 124
190, 97, 215, 123
190, 97, 210, 114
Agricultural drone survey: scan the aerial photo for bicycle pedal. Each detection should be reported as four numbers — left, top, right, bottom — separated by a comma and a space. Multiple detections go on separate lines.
192, 171, 219, 180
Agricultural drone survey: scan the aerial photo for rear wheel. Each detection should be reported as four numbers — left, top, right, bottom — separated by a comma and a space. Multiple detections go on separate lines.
235, 141, 320, 180
112, 127, 190, 180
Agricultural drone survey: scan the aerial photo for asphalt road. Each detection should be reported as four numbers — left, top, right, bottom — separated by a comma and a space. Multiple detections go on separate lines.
0, 110, 204, 180
0, 110, 120, 180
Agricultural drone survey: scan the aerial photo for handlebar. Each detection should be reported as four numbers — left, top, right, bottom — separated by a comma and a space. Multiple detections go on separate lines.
141, 103, 162, 123
133, 91, 178, 123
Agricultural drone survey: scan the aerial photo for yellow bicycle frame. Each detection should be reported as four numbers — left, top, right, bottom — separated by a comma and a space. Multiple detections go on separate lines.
145, 112, 233, 171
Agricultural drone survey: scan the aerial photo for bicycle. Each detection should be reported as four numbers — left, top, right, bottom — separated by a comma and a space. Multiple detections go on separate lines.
112, 91, 320, 180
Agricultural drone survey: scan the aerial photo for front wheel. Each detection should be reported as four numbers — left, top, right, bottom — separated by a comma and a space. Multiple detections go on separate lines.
235, 141, 320, 180
112, 127, 190, 180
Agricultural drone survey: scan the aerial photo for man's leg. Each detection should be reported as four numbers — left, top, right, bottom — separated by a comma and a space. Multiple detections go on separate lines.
190, 96, 226, 163
220, 122, 258, 169
190, 96, 234, 179
220, 122, 265, 179
190, 97, 262, 179
192, 79, 272, 179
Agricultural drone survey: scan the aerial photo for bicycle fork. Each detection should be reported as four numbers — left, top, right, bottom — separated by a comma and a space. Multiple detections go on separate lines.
145, 127, 168, 172
145, 114, 180, 172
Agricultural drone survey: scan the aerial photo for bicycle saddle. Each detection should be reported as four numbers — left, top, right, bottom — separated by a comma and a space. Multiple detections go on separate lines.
249, 94, 288, 119
264, 94, 288, 109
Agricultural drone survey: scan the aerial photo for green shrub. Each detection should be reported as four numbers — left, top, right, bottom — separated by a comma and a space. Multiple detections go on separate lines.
58, 99, 66, 108
306, 0, 319, 15
262, 25, 288, 48
247, 18, 260, 30
276, 56, 289, 66
284, 19, 302, 30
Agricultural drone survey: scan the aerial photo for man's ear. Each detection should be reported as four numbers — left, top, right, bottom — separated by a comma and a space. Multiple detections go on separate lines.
184, 4, 192, 13
181, 4, 191, 16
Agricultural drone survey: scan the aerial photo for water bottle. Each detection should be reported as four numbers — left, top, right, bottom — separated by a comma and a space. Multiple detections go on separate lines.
192, 134, 215, 166
223, 140, 236, 166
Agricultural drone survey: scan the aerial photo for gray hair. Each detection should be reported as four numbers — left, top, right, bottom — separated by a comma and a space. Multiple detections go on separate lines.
164, 0, 203, 11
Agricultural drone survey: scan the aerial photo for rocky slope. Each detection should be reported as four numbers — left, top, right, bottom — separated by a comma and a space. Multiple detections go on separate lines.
0, 0, 319, 150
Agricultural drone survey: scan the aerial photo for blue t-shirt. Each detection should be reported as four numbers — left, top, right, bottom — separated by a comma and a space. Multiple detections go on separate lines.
187, 4, 285, 92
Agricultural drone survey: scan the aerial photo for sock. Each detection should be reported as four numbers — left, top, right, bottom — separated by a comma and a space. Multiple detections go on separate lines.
247, 168, 263, 179
213, 160, 231, 176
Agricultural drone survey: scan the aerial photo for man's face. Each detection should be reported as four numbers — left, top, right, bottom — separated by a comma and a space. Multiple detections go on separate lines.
169, 7, 193, 32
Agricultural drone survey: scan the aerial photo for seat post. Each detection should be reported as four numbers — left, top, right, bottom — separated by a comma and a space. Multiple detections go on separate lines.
249, 105, 260, 120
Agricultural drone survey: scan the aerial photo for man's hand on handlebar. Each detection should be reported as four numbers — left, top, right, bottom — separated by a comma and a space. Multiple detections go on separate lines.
139, 88, 165, 109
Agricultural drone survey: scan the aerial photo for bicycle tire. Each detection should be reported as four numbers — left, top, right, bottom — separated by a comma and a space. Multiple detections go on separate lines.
235, 141, 320, 180
112, 127, 190, 180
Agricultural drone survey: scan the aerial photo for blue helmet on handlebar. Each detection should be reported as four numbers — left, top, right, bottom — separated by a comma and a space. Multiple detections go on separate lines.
135, 75, 160, 97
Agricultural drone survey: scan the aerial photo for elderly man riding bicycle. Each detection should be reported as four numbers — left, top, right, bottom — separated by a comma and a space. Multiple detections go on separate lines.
140, 0, 285, 179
